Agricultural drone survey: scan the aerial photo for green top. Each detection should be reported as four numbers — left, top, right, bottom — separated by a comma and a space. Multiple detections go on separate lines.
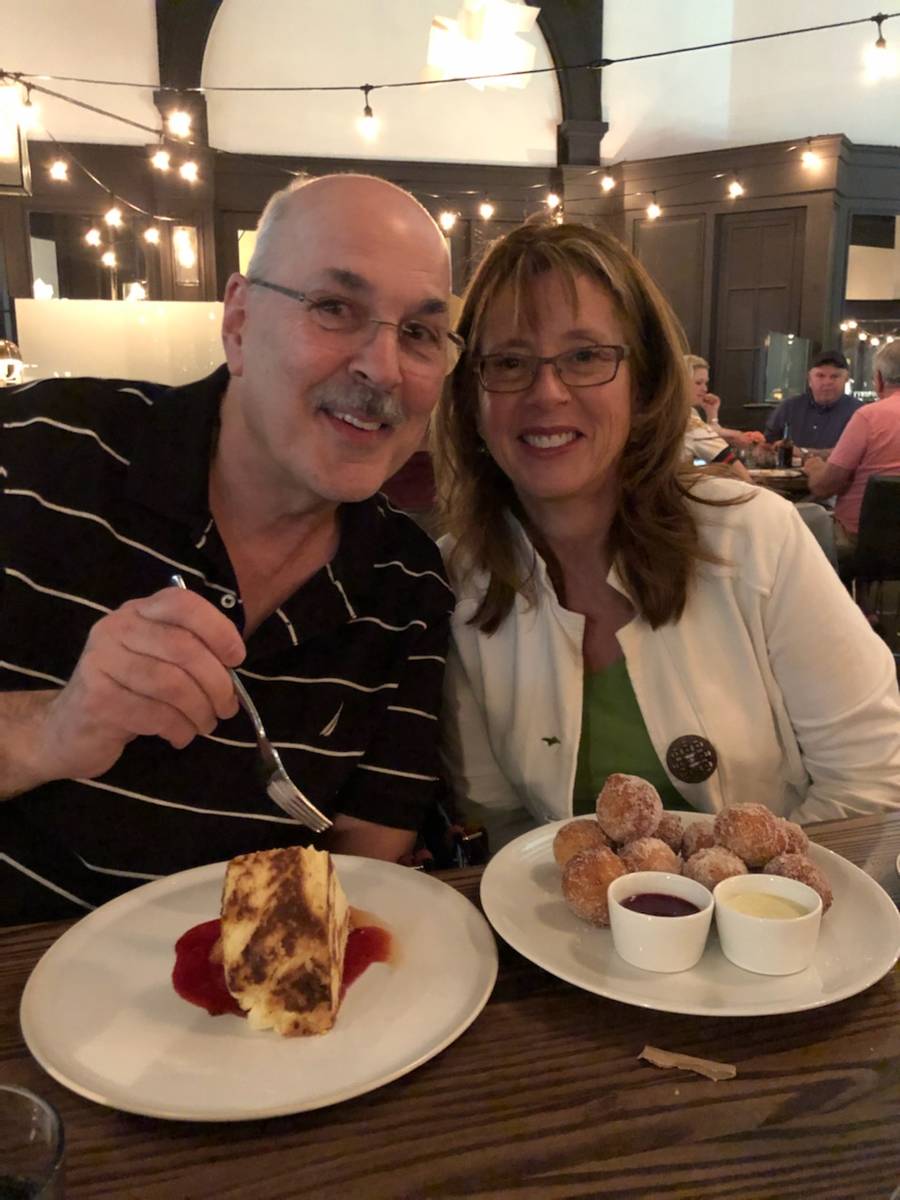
572, 656, 693, 814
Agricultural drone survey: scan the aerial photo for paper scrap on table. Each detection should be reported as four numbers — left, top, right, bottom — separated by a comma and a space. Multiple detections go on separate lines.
639, 1044, 737, 1082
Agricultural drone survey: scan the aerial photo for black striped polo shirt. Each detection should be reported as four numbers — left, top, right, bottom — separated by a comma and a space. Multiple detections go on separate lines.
0, 366, 453, 922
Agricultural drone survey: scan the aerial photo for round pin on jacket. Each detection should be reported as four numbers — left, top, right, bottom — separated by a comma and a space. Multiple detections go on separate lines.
666, 735, 717, 783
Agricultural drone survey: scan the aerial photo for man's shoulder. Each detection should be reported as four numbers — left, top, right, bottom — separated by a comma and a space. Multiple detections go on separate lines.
355, 495, 453, 613
3, 375, 168, 434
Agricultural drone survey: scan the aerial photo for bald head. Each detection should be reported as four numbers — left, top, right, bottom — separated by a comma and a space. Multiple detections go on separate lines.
248, 174, 449, 286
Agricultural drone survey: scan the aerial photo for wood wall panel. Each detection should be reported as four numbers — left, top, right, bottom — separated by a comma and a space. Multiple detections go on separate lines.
633, 214, 705, 352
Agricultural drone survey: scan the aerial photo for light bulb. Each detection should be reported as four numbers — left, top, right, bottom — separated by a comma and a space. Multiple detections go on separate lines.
801, 141, 821, 169
179, 161, 199, 183
870, 337, 881, 346
646, 200, 662, 220
545, 192, 561, 210
104, 205, 122, 228
858, 332, 868, 341
84, 228, 101, 247
167, 110, 191, 138
600, 175, 615, 192
48, 159, 68, 181
357, 87, 379, 142
728, 180, 745, 199
864, 18, 898, 81
887, 336, 895, 344
101, 251, 117, 268
438, 211, 457, 233
847, 320, 858, 329
17, 91, 39, 134
478, 200, 495, 220
839, 322, 849, 332
143, 227, 161, 245
151, 149, 171, 171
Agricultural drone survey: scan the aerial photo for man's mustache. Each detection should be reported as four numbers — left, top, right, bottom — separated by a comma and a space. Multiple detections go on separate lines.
312, 379, 404, 427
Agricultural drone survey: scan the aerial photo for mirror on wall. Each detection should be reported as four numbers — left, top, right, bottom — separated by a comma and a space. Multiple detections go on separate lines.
28, 211, 151, 301
842, 213, 900, 399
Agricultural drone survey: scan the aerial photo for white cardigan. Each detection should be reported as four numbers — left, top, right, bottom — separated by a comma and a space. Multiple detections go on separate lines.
439, 481, 900, 846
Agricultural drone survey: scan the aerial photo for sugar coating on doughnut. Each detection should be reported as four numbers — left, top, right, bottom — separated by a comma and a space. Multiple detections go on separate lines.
681, 819, 717, 859
561, 847, 627, 926
596, 774, 662, 844
654, 811, 685, 853
553, 819, 611, 867
763, 853, 833, 912
618, 836, 682, 875
683, 846, 748, 890
776, 817, 810, 856
713, 803, 787, 867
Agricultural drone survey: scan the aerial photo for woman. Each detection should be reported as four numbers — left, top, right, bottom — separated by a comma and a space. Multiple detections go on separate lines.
685, 353, 761, 452
434, 221, 900, 847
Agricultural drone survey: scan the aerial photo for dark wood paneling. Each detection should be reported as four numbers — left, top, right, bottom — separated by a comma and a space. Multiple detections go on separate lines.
711, 208, 805, 415
633, 214, 705, 351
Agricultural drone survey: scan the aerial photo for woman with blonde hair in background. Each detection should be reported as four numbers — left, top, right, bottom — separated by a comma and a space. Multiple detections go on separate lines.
434, 221, 900, 847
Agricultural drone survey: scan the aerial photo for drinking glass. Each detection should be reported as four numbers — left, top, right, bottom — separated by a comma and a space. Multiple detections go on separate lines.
0, 1087, 64, 1199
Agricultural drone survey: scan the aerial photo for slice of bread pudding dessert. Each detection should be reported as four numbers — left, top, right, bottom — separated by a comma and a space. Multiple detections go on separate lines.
221, 846, 350, 1036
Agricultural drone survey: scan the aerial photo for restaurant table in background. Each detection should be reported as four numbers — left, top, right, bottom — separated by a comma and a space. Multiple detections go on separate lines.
2, 815, 898, 1199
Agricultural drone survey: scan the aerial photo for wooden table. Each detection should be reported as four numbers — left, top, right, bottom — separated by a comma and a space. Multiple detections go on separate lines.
2, 815, 898, 1199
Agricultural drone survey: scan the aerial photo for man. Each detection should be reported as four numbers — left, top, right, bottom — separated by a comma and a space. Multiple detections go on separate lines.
764, 350, 859, 450
804, 340, 900, 563
0, 174, 458, 922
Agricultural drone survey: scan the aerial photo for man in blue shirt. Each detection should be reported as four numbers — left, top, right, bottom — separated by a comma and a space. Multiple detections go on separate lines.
764, 351, 859, 450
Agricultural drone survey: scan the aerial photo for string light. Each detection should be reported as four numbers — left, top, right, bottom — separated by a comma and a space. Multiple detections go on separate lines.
143, 227, 161, 244
478, 200, 495, 220
84, 228, 101, 247
600, 174, 615, 192
48, 159, 68, 181
545, 192, 561, 210
728, 179, 745, 198
801, 139, 822, 169
888, 335, 896, 343
646, 194, 662, 220
438, 210, 458, 232
870, 336, 881, 346
858, 331, 869, 341
17, 85, 39, 133
104, 204, 123, 228
865, 13, 898, 80
150, 148, 171, 171
101, 250, 117, 268
166, 110, 191, 138
179, 160, 199, 183
847, 320, 858, 329
357, 84, 379, 142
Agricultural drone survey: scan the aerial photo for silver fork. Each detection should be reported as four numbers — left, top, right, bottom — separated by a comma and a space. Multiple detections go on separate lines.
170, 574, 333, 833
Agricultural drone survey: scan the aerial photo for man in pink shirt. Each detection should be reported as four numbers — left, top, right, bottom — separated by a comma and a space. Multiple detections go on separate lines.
804, 341, 900, 565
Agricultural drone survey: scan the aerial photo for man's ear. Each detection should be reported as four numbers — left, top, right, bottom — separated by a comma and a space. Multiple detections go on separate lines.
221, 273, 249, 377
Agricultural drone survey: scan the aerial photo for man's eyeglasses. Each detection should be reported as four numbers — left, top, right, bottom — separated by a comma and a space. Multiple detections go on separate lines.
247, 277, 464, 376
476, 344, 630, 393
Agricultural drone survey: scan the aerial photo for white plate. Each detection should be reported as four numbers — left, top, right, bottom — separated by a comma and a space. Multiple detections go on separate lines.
21, 857, 498, 1121
481, 817, 900, 1017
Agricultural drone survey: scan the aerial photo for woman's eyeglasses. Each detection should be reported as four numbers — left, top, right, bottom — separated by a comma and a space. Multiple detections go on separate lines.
476, 344, 629, 393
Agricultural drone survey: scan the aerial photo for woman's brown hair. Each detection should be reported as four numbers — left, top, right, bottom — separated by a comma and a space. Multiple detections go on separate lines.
433, 220, 742, 634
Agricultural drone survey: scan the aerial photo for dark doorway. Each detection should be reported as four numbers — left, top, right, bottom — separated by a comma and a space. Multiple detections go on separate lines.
711, 208, 805, 426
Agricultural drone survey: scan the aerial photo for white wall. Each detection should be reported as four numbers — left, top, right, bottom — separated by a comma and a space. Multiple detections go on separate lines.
203, 0, 560, 165
15, 299, 225, 384
5, 0, 159, 145
602, 0, 899, 161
